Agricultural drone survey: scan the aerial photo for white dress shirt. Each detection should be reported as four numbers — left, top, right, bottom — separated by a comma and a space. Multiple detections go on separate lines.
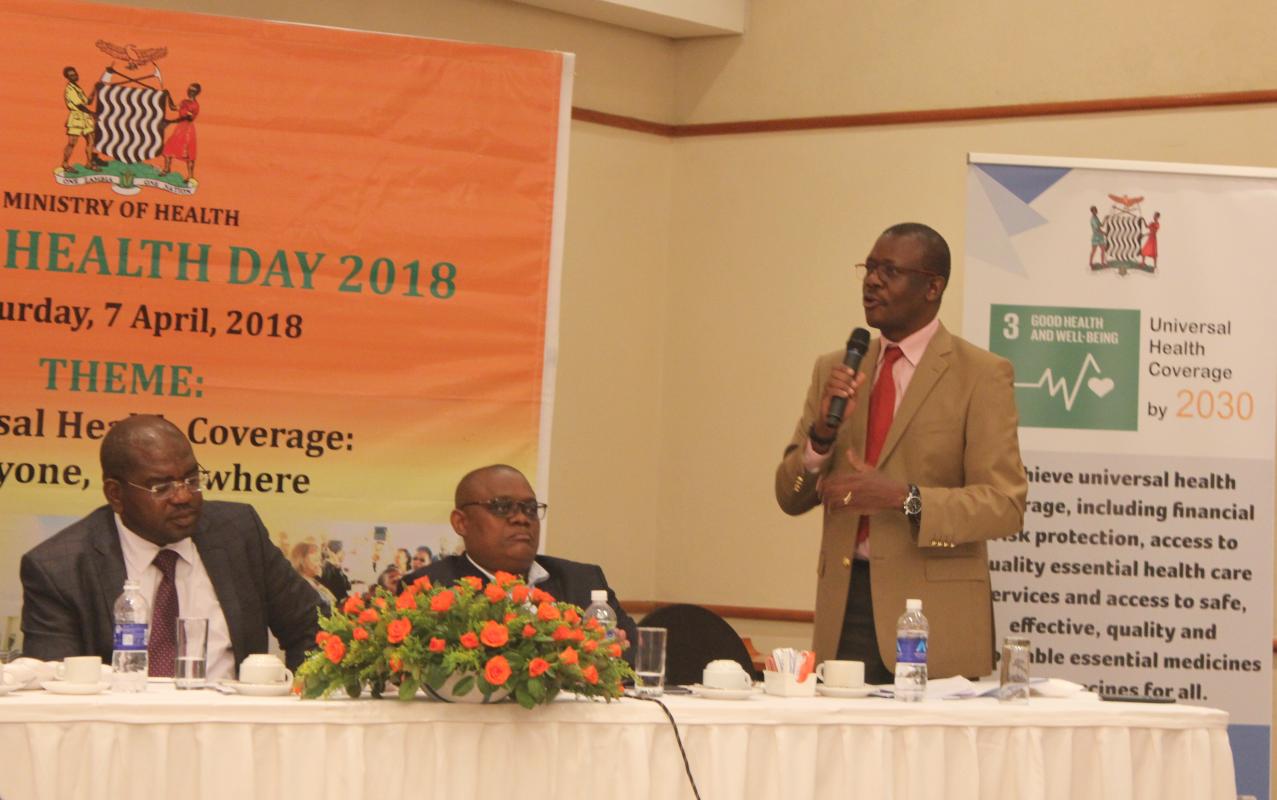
116, 514, 236, 681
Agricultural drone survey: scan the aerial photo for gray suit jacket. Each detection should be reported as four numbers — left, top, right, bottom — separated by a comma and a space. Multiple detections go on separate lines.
19, 501, 321, 671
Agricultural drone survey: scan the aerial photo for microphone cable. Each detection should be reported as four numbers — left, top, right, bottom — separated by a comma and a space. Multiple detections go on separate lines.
632, 693, 702, 800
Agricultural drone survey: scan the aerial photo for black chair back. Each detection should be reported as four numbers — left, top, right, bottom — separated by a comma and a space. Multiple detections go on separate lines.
638, 603, 758, 686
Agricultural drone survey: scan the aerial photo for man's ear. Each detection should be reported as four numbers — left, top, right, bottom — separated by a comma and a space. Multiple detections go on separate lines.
450, 508, 468, 539
926, 275, 947, 302
103, 478, 124, 514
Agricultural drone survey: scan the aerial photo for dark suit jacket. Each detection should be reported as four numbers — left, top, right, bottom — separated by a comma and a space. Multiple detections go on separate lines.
775, 324, 1028, 677
402, 554, 638, 658
19, 501, 321, 671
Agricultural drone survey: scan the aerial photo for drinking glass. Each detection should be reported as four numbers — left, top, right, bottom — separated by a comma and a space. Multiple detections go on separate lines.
175, 617, 209, 689
633, 627, 667, 696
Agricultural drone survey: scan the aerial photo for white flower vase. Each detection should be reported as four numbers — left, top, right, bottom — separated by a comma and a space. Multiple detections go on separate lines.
424, 672, 510, 704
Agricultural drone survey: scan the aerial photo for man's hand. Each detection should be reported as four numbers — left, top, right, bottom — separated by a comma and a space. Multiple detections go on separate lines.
820, 450, 909, 515
812, 367, 867, 451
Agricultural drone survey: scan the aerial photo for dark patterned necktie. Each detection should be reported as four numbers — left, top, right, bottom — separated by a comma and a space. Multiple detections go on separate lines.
856, 346, 904, 548
148, 549, 180, 677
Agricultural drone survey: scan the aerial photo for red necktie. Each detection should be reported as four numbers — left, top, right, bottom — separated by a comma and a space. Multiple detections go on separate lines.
856, 346, 904, 547
149, 549, 180, 677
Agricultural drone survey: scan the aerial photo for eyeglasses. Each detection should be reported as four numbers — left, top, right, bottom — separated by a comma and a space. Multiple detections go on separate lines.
123, 469, 208, 500
854, 261, 942, 282
459, 498, 548, 520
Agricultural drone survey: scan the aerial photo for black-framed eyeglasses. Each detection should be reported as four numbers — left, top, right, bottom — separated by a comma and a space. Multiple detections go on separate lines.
854, 261, 942, 282
459, 498, 548, 520
123, 468, 209, 500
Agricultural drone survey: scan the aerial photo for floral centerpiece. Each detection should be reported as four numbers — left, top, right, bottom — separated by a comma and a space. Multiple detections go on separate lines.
297, 571, 633, 708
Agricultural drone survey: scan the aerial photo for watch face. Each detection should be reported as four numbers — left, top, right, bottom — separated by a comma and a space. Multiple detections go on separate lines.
904, 486, 922, 516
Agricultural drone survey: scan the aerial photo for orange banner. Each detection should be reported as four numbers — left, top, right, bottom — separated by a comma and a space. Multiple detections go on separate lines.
0, 0, 571, 619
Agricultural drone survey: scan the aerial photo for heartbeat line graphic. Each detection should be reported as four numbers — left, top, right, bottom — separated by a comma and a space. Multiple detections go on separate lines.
1014, 352, 1106, 412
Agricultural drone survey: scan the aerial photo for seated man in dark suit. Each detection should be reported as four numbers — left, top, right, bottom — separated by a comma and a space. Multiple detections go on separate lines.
401, 464, 637, 650
19, 415, 321, 678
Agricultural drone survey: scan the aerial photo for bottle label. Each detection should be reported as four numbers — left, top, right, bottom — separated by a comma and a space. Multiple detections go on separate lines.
114, 622, 149, 651
896, 636, 927, 665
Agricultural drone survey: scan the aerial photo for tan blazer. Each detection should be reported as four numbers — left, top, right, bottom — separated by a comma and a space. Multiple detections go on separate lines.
775, 323, 1027, 678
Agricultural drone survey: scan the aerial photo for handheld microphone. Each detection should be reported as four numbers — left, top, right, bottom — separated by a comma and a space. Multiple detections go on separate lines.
824, 327, 871, 429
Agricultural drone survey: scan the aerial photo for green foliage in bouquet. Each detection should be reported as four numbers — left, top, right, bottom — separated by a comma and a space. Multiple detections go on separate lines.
297, 571, 633, 708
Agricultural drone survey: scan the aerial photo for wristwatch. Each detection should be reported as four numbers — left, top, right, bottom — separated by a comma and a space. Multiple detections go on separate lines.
902, 483, 922, 522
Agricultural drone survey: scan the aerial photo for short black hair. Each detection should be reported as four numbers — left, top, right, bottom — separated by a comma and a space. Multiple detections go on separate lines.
882, 222, 950, 280
99, 415, 186, 480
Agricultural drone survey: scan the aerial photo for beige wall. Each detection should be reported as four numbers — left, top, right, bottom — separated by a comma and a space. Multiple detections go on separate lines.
675, 0, 1277, 122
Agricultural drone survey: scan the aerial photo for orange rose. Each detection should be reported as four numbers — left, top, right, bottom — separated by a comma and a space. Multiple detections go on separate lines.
484, 655, 512, 686
353, 627, 369, 641
511, 585, 529, 604
522, 624, 537, 639
552, 625, 572, 641
563, 608, 580, 625
373, 597, 388, 610
324, 635, 346, 664
571, 629, 586, 642
480, 620, 510, 648
388, 655, 403, 673
560, 646, 578, 665
530, 589, 553, 605
461, 576, 482, 591
528, 658, 550, 678
395, 591, 418, 611
494, 571, 518, 588
608, 643, 623, 658
430, 590, 455, 612
503, 612, 517, 623
584, 618, 600, 632
582, 664, 599, 685
342, 596, 364, 614
484, 583, 507, 603
358, 608, 380, 624
537, 603, 560, 622
583, 639, 598, 653
315, 630, 331, 645
428, 637, 446, 653
387, 617, 412, 644
460, 631, 480, 649
412, 575, 432, 592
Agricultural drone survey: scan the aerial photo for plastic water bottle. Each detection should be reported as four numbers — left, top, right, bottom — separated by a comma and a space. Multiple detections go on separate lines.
111, 579, 150, 692
582, 590, 617, 638
894, 598, 928, 702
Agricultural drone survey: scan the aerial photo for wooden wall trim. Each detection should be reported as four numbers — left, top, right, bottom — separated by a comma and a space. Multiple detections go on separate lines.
622, 599, 814, 624
572, 89, 1277, 138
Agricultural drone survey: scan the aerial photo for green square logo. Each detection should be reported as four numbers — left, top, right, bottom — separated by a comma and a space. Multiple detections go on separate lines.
989, 305, 1140, 431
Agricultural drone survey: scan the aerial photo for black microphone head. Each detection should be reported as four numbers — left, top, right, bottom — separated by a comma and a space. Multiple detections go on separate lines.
848, 327, 870, 355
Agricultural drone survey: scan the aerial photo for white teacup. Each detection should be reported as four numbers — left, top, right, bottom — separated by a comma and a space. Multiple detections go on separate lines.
702, 659, 751, 690
55, 655, 103, 685
816, 659, 865, 688
238, 654, 293, 685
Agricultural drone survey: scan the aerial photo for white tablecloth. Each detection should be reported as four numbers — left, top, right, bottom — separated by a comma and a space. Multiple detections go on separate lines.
0, 684, 1235, 800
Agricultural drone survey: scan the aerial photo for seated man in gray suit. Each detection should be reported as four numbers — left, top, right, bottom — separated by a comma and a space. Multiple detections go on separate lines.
19, 415, 320, 678
400, 464, 637, 650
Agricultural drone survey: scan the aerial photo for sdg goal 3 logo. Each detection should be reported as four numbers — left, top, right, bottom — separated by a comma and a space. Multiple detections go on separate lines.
990, 304, 1140, 431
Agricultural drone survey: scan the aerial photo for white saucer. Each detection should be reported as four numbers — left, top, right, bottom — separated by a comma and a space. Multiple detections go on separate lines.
689, 684, 760, 700
221, 680, 293, 697
817, 684, 875, 698
41, 680, 111, 695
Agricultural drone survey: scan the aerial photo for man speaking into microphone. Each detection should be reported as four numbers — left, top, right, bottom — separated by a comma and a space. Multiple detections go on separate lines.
775, 222, 1027, 683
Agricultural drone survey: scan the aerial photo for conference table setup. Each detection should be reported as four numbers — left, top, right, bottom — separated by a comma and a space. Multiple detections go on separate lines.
0, 675, 1235, 800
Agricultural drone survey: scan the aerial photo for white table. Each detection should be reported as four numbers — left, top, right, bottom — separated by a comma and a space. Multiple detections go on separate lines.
0, 684, 1235, 800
